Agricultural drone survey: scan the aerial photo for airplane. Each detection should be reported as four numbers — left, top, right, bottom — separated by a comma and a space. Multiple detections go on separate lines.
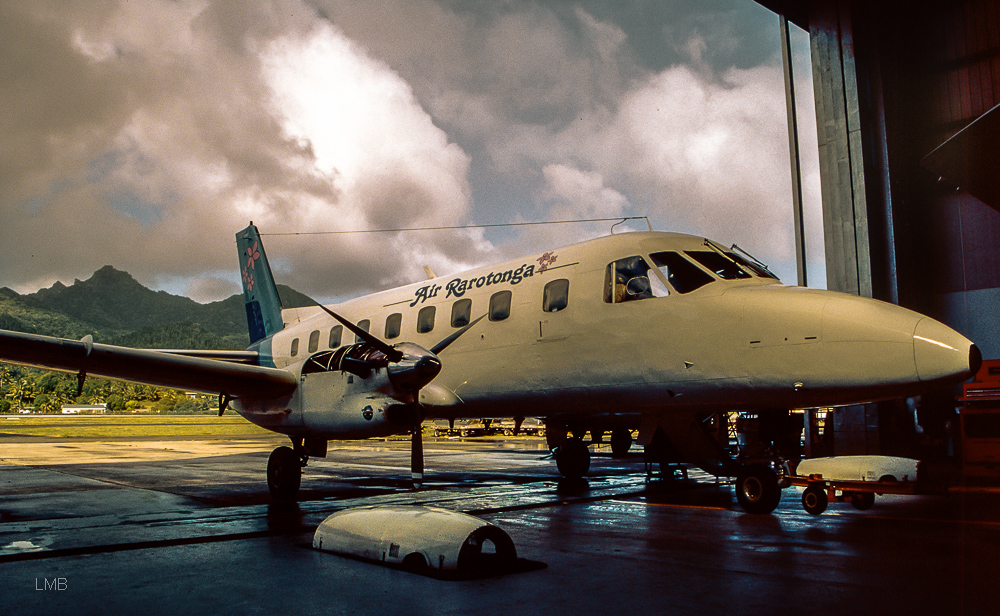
0, 223, 981, 514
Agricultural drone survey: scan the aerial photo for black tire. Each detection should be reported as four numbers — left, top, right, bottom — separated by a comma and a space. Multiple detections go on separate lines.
802, 485, 828, 515
850, 491, 876, 511
610, 428, 633, 457
267, 446, 301, 502
555, 438, 591, 479
734, 464, 782, 514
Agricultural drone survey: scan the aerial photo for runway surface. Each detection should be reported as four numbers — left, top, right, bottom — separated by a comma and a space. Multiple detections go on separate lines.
2, 432, 998, 615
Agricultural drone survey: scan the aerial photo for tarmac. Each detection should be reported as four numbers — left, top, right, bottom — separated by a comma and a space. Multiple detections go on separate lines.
2, 433, 998, 616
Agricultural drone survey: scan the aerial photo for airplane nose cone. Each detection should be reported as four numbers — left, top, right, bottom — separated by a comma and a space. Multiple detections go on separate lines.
913, 317, 979, 383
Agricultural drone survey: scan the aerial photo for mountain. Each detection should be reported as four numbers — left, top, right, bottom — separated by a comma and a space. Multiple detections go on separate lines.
1, 267, 316, 349
25, 266, 203, 333
0, 286, 101, 339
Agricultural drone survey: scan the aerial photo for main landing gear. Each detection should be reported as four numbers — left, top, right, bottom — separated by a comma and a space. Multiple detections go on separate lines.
610, 428, 633, 457
554, 437, 591, 479
267, 442, 307, 502
734, 463, 782, 514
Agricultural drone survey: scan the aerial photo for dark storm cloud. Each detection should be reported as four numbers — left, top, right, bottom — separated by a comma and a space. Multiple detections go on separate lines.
1, 0, 820, 301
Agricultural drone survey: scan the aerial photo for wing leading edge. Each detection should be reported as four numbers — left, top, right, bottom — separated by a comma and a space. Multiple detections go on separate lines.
0, 329, 296, 400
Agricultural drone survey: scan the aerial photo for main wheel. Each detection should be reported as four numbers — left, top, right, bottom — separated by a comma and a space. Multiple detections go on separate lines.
802, 485, 828, 515
555, 438, 591, 479
610, 428, 633, 457
734, 464, 781, 514
850, 491, 875, 510
267, 446, 301, 502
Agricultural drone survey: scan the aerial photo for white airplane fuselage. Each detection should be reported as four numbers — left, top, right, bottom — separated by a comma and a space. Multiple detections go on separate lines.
232, 231, 976, 439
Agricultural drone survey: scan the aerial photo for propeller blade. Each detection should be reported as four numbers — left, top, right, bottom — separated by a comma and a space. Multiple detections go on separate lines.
430, 314, 487, 355
411, 425, 424, 490
314, 303, 403, 362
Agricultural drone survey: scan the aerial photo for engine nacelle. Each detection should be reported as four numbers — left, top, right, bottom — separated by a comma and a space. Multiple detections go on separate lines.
292, 349, 419, 439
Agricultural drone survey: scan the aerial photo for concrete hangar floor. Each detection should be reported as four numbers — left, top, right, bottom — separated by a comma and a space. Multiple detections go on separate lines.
1, 431, 997, 616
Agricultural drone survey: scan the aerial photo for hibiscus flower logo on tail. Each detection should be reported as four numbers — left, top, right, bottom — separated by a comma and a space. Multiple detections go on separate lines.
242, 241, 261, 293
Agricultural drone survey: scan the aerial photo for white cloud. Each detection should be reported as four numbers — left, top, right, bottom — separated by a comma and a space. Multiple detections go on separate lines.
1, 0, 495, 302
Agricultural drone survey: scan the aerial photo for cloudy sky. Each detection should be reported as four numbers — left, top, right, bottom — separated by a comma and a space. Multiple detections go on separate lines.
1, 0, 822, 304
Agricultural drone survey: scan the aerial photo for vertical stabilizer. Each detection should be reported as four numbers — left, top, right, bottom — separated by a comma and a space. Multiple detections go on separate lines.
236, 224, 284, 344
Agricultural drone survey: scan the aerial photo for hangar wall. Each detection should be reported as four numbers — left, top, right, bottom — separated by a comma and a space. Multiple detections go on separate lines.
757, 0, 1000, 459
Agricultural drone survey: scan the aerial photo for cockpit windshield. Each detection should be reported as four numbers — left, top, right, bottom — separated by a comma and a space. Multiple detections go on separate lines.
649, 252, 714, 293
685, 251, 753, 280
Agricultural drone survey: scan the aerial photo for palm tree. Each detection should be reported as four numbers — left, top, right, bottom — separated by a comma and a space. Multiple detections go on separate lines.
7, 378, 34, 412
124, 383, 144, 403
37, 394, 62, 414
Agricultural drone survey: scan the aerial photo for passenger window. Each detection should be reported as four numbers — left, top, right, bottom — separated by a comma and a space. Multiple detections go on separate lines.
417, 306, 436, 334
355, 320, 370, 343
604, 256, 669, 303
543, 279, 570, 312
308, 330, 320, 353
385, 313, 402, 339
329, 325, 343, 348
489, 290, 512, 321
685, 251, 752, 280
650, 252, 714, 293
451, 298, 472, 328
290, 338, 299, 357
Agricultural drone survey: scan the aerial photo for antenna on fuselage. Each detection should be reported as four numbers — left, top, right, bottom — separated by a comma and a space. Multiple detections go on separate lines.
611, 216, 652, 234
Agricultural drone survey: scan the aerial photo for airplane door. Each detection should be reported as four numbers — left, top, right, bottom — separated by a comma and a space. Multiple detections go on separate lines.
536, 277, 573, 343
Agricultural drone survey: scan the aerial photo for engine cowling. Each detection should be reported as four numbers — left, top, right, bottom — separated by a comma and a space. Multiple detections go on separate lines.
291, 345, 433, 439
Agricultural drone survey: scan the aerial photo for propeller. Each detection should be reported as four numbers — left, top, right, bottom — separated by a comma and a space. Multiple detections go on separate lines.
313, 302, 486, 489
314, 304, 403, 362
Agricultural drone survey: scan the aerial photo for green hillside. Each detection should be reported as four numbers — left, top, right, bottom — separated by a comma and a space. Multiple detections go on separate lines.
0, 287, 105, 339
0, 269, 318, 413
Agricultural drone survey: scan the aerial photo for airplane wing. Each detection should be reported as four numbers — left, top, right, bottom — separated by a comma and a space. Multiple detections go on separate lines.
0, 329, 297, 400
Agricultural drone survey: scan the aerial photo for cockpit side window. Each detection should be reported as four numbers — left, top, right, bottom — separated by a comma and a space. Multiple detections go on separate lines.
650, 252, 714, 293
604, 256, 669, 303
685, 251, 752, 280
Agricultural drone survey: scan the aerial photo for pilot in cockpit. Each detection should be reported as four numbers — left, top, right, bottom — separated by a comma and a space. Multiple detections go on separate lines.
612, 256, 656, 302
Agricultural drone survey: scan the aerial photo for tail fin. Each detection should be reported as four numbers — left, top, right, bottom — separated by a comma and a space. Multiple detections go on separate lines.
236, 223, 284, 344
